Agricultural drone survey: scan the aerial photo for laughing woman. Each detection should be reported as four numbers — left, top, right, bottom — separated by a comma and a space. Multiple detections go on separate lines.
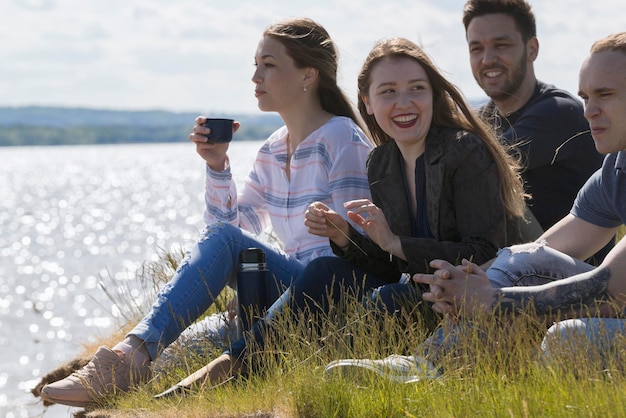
157, 37, 536, 395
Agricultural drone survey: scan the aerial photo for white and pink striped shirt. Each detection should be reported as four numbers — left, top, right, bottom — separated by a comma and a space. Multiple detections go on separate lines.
203, 116, 372, 263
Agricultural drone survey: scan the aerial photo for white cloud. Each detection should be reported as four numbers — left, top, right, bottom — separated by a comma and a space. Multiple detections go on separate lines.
1, 0, 624, 114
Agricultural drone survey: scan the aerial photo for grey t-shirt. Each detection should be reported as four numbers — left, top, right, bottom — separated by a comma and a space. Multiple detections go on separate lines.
572, 151, 626, 228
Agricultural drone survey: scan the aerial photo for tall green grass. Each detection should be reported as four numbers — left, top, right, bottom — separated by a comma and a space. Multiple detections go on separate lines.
79, 231, 626, 418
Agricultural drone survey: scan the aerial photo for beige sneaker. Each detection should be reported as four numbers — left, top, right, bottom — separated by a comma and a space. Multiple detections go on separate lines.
40, 345, 151, 407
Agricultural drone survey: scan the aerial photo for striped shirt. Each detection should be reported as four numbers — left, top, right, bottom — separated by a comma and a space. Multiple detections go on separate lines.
203, 116, 373, 263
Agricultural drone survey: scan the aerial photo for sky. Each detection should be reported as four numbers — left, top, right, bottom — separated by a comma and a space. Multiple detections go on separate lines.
1, 0, 624, 115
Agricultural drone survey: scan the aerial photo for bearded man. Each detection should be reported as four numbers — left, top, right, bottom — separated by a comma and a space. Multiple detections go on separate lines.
463, 0, 610, 262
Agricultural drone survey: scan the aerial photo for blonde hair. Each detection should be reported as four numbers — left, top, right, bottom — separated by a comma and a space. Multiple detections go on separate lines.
357, 37, 527, 218
590, 32, 626, 54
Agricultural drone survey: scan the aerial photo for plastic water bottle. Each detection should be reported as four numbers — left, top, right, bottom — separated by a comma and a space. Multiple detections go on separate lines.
236, 248, 269, 335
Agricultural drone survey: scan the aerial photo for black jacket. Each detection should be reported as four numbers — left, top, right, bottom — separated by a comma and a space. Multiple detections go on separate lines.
332, 126, 540, 283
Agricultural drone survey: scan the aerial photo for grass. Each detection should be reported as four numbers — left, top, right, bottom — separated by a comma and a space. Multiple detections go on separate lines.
55, 228, 626, 418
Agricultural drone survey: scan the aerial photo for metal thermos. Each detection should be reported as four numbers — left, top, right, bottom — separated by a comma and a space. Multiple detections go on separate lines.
236, 248, 268, 334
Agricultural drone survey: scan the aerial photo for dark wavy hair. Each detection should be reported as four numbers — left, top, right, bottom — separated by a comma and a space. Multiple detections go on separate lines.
263, 18, 361, 127
357, 37, 526, 218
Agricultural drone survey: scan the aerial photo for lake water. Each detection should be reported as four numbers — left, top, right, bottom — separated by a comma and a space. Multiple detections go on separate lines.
0, 142, 260, 417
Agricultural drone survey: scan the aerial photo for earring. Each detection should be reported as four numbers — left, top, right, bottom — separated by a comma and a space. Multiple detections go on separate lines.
303, 85, 307, 92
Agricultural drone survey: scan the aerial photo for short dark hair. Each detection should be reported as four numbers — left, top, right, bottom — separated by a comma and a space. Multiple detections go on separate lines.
462, 0, 537, 42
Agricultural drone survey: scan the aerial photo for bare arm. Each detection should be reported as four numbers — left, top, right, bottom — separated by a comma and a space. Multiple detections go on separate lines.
495, 265, 613, 314
538, 214, 618, 261
495, 215, 622, 315
415, 232, 626, 318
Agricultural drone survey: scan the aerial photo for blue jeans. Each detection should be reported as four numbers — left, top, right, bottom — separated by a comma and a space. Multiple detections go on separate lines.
421, 242, 601, 364
489, 243, 626, 363
487, 241, 595, 287
129, 222, 305, 361
541, 318, 626, 364
226, 256, 404, 359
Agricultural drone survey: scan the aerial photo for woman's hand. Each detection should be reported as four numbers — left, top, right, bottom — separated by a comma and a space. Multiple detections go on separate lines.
344, 199, 398, 253
190, 116, 240, 171
304, 201, 350, 247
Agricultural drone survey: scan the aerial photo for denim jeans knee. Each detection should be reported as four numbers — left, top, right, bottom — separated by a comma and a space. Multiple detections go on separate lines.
487, 241, 595, 288
541, 318, 626, 365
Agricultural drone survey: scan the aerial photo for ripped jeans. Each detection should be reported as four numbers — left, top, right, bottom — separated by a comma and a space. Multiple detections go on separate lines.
486, 241, 595, 288
129, 222, 305, 361
420, 242, 605, 365
487, 242, 626, 364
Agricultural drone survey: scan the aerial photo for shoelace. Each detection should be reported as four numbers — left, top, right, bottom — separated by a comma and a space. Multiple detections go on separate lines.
75, 352, 118, 379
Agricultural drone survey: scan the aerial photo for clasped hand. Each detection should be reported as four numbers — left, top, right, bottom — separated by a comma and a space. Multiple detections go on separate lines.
412, 259, 495, 317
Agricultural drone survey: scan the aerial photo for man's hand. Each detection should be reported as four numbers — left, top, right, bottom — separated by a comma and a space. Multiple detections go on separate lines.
413, 259, 496, 317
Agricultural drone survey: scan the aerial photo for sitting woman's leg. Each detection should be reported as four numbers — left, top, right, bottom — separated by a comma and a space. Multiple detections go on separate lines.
232, 257, 391, 357
132, 222, 303, 361
154, 257, 391, 396
41, 222, 305, 406
366, 282, 441, 332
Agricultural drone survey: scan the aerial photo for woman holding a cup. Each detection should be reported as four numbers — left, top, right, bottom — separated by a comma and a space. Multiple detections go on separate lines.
40, 17, 373, 407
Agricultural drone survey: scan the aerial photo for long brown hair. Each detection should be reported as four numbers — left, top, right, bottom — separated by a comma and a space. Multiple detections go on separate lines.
357, 37, 526, 218
264, 18, 361, 128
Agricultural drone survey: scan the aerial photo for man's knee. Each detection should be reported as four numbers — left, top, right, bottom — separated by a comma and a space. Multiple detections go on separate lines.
541, 319, 587, 356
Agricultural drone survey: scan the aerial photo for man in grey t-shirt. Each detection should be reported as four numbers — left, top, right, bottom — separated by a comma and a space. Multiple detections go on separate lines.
416, 32, 626, 362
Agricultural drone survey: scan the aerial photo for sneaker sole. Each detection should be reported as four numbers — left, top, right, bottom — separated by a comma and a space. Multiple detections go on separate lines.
324, 360, 423, 384
40, 390, 94, 408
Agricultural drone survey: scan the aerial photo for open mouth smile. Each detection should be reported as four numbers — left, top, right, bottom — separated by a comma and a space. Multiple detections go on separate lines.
392, 114, 417, 127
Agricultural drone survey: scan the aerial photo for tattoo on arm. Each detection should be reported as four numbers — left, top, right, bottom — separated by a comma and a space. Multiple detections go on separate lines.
494, 267, 612, 314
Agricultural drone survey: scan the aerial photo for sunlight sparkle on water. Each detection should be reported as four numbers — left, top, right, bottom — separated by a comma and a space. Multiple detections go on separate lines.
0, 142, 260, 417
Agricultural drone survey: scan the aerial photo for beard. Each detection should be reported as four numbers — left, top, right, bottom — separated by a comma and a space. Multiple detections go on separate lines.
480, 48, 528, 103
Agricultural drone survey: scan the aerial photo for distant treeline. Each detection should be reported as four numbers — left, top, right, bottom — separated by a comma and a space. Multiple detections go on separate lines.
0, 124, 280, 146
0, 106, 283, 146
